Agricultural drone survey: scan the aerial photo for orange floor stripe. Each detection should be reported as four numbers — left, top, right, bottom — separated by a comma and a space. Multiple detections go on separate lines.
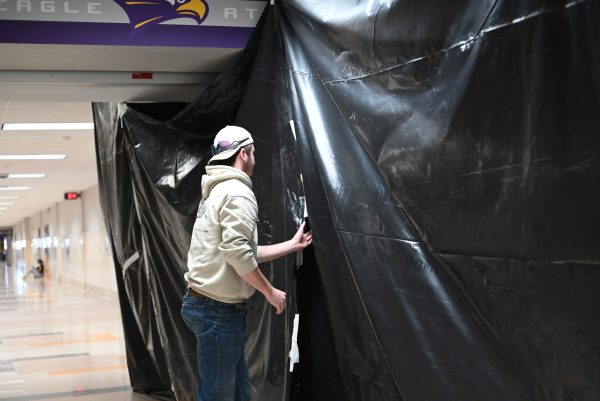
48, 364, 128, 376
31, 332, 120, 347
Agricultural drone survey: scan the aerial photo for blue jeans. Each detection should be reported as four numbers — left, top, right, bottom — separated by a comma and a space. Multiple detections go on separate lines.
181, 290, 252, 401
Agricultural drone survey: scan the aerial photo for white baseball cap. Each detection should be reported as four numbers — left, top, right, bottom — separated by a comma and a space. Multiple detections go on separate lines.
208, 125, 254, 164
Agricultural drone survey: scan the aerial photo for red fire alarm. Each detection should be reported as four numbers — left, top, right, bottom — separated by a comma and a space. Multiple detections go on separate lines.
64, 192, 81, 200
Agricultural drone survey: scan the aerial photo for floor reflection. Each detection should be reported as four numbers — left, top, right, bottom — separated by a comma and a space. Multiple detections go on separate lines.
0, 262, 155, 401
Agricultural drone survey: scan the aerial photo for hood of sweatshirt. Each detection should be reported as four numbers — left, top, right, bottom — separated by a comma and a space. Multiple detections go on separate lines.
201, 165, 253, 198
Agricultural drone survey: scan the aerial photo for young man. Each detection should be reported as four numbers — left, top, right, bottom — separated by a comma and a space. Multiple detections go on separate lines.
181, 125, 312, 401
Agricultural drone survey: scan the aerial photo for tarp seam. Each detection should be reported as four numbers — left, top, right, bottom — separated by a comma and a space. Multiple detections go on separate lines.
321, 0, 591, 86
434, 251, 600, 266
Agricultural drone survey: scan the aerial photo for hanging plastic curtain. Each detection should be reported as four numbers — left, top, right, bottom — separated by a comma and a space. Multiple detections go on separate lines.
94, 1, 600, 400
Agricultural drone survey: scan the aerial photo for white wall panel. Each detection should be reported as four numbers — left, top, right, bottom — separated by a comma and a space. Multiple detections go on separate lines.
12, 184, 116, 293
82, 185, 116, 293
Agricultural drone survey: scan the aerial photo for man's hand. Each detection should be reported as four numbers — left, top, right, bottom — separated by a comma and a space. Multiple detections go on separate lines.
241, 269, 287, 314
292, 222, 313, 251
257, 221, 314, 263
266, 288, 287, 314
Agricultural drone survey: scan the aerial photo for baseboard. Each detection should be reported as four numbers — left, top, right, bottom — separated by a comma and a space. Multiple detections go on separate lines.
58, 276, 119, 302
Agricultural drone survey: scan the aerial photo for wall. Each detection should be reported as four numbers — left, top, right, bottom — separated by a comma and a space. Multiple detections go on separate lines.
11, 184, 116, 294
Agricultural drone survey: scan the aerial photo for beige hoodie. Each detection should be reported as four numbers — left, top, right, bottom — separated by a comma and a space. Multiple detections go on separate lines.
185, 165, 260, 303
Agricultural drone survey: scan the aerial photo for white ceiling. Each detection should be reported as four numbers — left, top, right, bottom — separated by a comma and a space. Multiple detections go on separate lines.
0, 36, 247, 231
0, 43, 238, 72
0, 101, 97, 228
0, 44, 229, 102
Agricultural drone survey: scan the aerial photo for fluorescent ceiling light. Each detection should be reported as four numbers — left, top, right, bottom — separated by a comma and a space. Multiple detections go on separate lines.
1, 122, 94, 131
0, 195, 20, 199
0, 155, 66, 160
4, 173, 47, 178
0, 186, 31, 191
0, 207, 7, 211
0, 201, 13, 206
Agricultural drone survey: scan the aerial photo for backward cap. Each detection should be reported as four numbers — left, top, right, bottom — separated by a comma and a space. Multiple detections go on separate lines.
208, 125, 254, 164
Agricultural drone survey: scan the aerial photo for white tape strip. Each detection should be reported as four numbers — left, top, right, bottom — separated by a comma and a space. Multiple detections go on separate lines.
289, 314, 300, 372
122, 251, 140, 273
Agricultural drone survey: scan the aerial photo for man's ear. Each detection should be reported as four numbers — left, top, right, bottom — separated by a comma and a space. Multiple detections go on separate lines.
239, 147, 248, 161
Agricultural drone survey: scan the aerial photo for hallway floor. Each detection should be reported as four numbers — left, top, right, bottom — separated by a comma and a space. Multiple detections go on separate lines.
0, 263, 155, 401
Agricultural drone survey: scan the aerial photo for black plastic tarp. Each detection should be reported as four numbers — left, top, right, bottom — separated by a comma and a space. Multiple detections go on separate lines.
93, 1, 600, 400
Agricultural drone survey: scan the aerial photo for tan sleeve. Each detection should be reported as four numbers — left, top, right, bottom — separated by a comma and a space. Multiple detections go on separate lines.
218, 194, 259, 276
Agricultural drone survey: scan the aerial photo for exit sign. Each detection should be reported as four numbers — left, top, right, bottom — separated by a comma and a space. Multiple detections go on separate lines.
64, 192, 80, 200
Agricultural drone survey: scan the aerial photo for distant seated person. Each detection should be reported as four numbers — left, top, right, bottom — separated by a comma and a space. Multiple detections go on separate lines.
23, 259, 45, 279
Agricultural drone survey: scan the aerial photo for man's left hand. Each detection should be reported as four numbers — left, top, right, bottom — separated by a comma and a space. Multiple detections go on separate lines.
293, 222, 313, 251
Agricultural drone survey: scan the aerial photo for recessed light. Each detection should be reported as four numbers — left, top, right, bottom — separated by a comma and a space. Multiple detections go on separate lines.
3, 173, 47, 178
1, 123, 94, 131
0, 186, 31, 191
0, 155, 66, 160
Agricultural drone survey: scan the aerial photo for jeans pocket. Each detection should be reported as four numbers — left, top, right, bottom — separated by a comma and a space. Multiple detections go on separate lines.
181, 304, 209, 335
214, 304, 239, 318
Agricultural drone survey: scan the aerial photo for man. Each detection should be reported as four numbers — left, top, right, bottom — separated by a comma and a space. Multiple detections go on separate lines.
181, 125, 312, 401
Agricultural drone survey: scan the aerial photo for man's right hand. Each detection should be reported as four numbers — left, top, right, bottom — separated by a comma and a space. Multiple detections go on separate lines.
266, 288, 286, 314
240, 268, 287, 315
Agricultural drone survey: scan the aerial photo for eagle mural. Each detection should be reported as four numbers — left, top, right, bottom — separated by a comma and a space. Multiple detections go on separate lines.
114, 0, 209, 30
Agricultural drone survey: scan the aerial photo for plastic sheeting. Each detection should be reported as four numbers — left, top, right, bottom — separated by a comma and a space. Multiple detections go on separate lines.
94, 8, 303, 401
94, 1, 600, 400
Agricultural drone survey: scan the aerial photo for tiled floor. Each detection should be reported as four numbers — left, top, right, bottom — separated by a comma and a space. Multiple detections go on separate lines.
0, 262, 156, 401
